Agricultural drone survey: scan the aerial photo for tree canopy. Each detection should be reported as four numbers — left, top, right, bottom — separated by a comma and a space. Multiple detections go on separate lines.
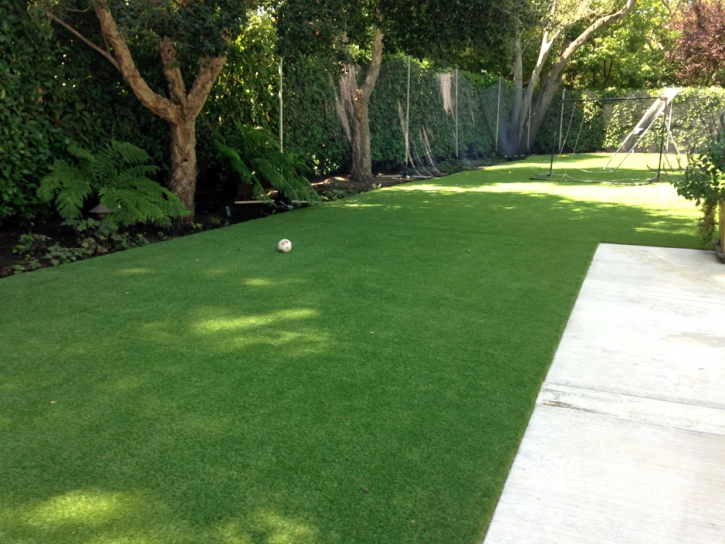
275, 0, 530, 65
565, 0, 679, 89
670, 0, 725, 86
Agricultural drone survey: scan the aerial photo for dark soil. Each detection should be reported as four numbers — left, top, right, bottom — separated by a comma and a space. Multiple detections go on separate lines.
0, 174, 416, 278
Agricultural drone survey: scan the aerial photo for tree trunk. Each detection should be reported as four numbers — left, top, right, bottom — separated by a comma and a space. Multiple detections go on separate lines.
350, 93, 372, 182
509, 35, 524, 154
511, 0, 637, 155
169, 120, 198, 214
349, 27, 384, 183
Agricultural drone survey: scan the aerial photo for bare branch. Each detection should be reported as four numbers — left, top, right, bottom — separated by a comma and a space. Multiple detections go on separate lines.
47, 11, 120, 71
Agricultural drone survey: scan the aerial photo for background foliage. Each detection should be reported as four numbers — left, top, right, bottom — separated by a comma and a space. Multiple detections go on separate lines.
0, 0, 167, 226
5, 2, 725, 226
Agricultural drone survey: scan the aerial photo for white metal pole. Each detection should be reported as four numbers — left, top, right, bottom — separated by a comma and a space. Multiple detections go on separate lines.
666, 99, 673, 154
278, 57, 284, 153
405, 56, 411, 176
559, 89, 566, 153
455, 68, 459, 159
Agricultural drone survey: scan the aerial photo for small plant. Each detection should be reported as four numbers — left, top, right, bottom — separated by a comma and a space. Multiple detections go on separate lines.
216, 124, 319, 205
321, 184, 358, 201
8, 219, 148, 274
12, 233, 50, 256
38, 140, 190, 227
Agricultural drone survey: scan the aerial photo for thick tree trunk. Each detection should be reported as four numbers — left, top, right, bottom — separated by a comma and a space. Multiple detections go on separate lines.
349, 27, 384, 183
350, 95, 372, 182
169, 120, 198, 214
510, 35, 524, 147
511, 0, 637, 155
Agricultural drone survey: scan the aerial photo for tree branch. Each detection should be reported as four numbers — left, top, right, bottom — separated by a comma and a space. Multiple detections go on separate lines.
361, 27, 384, 100
187, 55, 227, 119
47, 11, 120, 71
93, 0, 180, 123
552, 0, 637, 78
160, 37, 188, 107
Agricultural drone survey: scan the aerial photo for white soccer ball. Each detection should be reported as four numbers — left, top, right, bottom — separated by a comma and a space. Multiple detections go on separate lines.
278, 239, 292, 253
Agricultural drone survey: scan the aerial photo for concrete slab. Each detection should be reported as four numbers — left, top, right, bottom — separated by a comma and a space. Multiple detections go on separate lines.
483, 406, 725, 544
582, 244, 725, 304
546, 287, 725, 410
483, 244, 725, 544
538, 383, 725, 436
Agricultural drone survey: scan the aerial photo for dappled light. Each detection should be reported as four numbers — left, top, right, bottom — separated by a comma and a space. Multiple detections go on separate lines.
24, 490, 135, 527
244, 278, 274, 287
194, 308, 318, 334
114, 268, 153, 276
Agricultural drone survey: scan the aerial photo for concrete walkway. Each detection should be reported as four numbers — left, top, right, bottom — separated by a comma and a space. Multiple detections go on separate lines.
483, 244, 725, 544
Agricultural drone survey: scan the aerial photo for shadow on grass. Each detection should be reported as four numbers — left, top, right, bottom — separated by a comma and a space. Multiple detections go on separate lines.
0, 182, 705, 544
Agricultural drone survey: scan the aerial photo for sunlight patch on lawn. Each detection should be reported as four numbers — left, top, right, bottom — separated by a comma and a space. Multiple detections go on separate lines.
195, 309, 318, 334
216, 510, 317, 544
244, 278, 274, 287
114, 268, 152, 276
24, 490, 135, 527
392, 180, 698, 216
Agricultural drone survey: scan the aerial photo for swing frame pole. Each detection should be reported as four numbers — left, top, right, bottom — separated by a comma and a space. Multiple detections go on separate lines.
558, 89, 566, 153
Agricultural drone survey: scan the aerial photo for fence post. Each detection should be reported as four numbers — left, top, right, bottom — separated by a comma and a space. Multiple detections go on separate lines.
404, 55, 411, 177
495, 77, 501, 153
455, 68, 459, 159
278, 57, 284, 153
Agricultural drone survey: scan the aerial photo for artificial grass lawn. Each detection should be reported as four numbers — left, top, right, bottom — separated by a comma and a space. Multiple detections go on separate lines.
0, 154, 703, 543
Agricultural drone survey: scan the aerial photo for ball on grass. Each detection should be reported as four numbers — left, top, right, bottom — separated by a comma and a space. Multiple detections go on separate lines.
278, 239, 292, 253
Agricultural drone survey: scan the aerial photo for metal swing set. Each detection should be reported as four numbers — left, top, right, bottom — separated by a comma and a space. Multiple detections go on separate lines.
533, 88, 683, 183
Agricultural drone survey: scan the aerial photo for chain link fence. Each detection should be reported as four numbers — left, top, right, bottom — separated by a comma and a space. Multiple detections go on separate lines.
280, 56, 725, 177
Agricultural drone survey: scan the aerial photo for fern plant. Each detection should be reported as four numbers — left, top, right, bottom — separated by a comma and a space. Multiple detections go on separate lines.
38, 141, 189, 227
216, 124, 319, 204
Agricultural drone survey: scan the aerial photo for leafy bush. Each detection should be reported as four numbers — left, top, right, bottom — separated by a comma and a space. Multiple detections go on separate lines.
672, 137, 725, 242
216, 124, 319, 203
39, 141, 189, 227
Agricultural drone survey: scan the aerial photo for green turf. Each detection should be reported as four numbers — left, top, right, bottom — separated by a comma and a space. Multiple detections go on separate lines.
0, 154, 703, 543
530, 152, 686, 183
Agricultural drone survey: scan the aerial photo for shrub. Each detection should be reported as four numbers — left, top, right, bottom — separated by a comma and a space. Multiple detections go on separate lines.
672, 136, 725, 242
216, 124, 319, 204
38, 141, 189, 227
